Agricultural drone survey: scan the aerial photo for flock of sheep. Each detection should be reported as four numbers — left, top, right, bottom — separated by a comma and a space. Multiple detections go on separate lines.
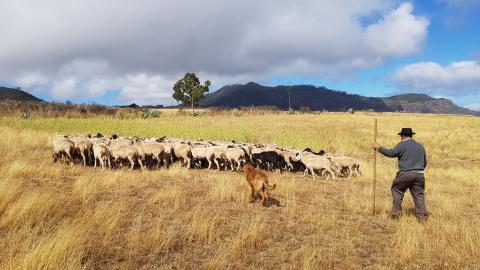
52, 133, 361, 179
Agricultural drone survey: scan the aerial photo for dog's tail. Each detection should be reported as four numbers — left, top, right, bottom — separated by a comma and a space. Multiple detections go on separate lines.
265, 181, 276, 190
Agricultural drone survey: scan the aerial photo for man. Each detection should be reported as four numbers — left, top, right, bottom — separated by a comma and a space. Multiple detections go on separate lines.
372, 128, 428, 221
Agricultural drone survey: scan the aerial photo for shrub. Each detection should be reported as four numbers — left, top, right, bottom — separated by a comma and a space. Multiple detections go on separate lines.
20, 112, 29, 119
299, 106, 311, 114
138, 109, 161, 119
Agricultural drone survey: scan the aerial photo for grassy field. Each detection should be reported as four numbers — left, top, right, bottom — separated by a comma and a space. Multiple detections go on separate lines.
0, 112, 479, 269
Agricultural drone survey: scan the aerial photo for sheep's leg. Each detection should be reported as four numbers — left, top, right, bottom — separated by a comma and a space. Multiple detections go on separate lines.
114, 156, 119, 168
186, 158, 191, 169
164, 157, 169, 169
80, 151, 86, 166
94, 156, 97, 169
326, 168, 335, 180
107, 157, 111, 169
303, 168, 308, 178
100, 158, 105, 171
127, 156, 135, 170
67, 151, 74, 166
138, 158, 144, 170
214, 158, 221, 171
236, 159, 241, 171
207, 158, 212, 170
311, 168, 317, 179
230, 159, 235, 171
156, 155, 161, 169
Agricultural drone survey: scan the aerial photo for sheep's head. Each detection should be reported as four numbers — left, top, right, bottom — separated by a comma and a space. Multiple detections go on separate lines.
292, 152, 302, 162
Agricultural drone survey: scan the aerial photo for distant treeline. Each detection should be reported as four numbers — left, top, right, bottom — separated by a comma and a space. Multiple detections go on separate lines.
0, 101, 141, 119
1, 100, 355, 119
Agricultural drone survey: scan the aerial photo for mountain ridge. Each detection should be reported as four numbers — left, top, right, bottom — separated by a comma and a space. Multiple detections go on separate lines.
0, 86, 44, 102
1, 84, 477, 115
201, 83, 478, 115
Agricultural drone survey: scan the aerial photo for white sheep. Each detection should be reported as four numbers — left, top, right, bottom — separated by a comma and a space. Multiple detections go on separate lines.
293, 153, 336, 180
325, 154, 361, 177
109, 144, 143, 171
52, 135, 75, 165
93, 142, 112, 171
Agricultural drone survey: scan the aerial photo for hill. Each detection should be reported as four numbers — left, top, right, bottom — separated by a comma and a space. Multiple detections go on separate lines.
0, 86, 43, 102
201, 83, 478, 115
382, 94, 476, 115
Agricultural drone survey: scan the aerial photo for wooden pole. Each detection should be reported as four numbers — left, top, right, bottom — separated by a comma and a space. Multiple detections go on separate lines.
372, 118, 377, 215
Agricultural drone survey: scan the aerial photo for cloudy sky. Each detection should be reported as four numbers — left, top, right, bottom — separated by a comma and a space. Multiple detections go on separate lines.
1, 0, 479, 109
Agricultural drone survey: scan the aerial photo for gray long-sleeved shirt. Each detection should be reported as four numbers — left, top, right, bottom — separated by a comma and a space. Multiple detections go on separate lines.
378, 139, 427, 172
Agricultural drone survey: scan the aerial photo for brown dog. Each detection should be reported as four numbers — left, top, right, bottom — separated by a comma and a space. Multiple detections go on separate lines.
243, 164, 276, 206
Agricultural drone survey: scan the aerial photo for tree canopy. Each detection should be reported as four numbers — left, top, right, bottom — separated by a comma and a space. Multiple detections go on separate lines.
172, 72, 211, 114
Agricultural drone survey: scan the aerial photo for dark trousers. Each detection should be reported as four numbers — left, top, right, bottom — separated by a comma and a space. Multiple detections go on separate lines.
391, 171, 428, 219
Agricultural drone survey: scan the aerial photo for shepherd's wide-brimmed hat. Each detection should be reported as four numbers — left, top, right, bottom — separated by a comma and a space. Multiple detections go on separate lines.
398, 128, 416, 136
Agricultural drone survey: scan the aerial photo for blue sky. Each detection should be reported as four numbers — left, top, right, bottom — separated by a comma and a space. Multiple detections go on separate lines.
267, 0, 480, 108
1, 0, 479, 109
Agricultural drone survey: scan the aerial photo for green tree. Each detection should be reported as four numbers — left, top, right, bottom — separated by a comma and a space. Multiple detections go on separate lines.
172, 72, 211, 115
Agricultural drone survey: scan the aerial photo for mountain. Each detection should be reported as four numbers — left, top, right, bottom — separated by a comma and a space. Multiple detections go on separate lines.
201, 83, 478, 115
202, 82, 390, 111
0, 86, 44, 102
382, 94, 476, 115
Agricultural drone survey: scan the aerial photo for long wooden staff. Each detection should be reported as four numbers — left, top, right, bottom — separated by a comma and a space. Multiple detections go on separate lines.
372, 118, 377, 215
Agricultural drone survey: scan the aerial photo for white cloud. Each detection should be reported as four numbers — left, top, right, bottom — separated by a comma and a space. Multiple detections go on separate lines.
14, 72, 49, 89
120, 74, 175, 105
51, 78, 78, 100
392, 61, 480, 95
85, 78, 120, 97
365, 2, 429, 57
0, 1, 429, 104
58, 59, 111, 79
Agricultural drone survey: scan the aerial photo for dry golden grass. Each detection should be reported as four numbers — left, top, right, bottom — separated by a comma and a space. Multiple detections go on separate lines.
0, 112, 479, 269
